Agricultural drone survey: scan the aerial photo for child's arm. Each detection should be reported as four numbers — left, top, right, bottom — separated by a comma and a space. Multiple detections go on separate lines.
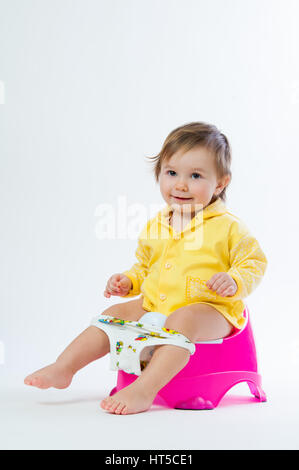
226, 220, 268, 300
121, 221, 152, 298
208, 220, 268, 300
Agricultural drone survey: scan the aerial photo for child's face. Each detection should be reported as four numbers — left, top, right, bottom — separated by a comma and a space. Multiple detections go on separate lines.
159, 146, 230, 215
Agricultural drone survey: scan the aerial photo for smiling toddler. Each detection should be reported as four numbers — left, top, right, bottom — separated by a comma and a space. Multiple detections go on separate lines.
24, 122, 267, 415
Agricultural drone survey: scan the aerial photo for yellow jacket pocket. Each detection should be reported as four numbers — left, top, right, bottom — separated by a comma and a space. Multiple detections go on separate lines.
186, 276, 220, 301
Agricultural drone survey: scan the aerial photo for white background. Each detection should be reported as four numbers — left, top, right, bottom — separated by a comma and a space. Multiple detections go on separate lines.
1, 0, 298, 450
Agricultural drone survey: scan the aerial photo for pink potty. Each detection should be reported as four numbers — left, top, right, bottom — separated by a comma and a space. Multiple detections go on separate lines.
109, 305, 267, 410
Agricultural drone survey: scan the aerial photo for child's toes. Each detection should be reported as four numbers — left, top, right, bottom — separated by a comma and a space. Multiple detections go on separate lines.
100, 398, 110, 410
101, 397, 116, 411
120, 405, 129, 415
33, 376, 49, 389
114, 402, 126, 414
107, 399, 119, 412
31, 377, 42, 387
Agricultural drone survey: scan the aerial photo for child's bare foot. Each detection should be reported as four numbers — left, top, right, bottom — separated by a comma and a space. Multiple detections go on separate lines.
100, 382, 156, 415
24, 362, 74, 390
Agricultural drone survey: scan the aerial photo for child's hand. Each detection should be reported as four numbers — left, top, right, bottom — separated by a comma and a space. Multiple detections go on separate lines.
103, 273, 132, 298
206, 272, 237, 297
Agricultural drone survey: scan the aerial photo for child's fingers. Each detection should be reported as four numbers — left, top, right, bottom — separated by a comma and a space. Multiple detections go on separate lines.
209, 278, 227, 292
220, 287, 235, 297
114, 277, 130, 292
220, 281, 237, 296
112, 287, 122, 295
107, 281, 124, 296
214, 276, 230, 291
108, 279, 120, 292
111, 286, 120, 293
105, 282, 118, 296
104, 275, 132, 298
206, 273, 223, 289
215, 280, 232, 295
113, 274, 125, 286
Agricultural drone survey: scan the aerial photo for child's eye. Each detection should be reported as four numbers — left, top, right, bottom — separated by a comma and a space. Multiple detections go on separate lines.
191, 173, 201, 179
167, 170, 176, 176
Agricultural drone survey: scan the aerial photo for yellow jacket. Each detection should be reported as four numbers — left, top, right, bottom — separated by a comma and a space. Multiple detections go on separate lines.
122, 198, 268, 329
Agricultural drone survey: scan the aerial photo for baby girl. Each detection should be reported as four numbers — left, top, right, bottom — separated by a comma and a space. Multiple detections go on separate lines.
24, 122, 267, 415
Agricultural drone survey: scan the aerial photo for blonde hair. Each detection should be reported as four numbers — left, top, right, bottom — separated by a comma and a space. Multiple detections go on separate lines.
146, 122, 232, 202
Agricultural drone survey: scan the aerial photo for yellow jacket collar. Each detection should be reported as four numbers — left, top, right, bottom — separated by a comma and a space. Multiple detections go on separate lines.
158, 197, 227, 232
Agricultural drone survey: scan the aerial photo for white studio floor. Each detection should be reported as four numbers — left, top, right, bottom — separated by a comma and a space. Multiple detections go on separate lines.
0, 368, 298, 450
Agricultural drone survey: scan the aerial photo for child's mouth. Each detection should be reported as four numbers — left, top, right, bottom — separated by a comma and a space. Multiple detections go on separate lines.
171, 196, 193, 201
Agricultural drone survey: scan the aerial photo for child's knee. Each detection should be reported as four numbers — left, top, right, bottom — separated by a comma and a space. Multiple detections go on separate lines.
101, 302, 125, 318
164, 308, 196, 342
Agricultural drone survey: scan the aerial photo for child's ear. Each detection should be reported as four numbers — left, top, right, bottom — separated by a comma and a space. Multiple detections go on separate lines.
216, 174, 231, 194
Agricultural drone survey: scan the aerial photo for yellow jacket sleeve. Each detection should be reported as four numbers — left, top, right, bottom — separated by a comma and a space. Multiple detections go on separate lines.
226, 221, 268, 301
121, 221, 152, 298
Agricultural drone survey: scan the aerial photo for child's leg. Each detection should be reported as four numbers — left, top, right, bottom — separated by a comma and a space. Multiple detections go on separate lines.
24, 297, 147, 389
101, 303, 233, 415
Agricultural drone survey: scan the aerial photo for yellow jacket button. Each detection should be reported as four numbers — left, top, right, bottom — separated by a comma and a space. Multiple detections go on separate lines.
165, 263, 172, 269
160, 294, 167, 301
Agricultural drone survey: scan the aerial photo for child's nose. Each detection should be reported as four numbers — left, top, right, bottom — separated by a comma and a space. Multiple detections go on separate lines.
175, 180, 188, 191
